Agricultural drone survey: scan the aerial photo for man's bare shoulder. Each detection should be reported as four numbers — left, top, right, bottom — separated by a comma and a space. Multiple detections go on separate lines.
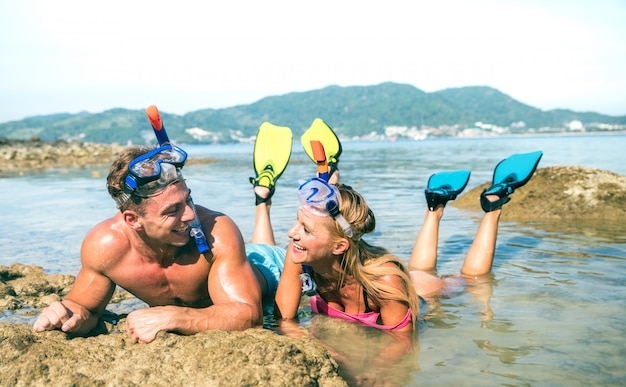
196, 205, 246, 261
195, 205, 226, 220
80, 213, 130, 270
196, 205, 239, 232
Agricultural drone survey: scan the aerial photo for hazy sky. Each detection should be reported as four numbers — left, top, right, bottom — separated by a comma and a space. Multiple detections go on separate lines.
1, 0, 624, 123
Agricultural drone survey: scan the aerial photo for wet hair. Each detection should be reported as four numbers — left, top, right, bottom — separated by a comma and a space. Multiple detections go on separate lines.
330, 183, 421, 329
106, 146, 153, 213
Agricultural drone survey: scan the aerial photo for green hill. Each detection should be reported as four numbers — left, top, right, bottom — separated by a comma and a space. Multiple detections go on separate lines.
1, 83, 624, 144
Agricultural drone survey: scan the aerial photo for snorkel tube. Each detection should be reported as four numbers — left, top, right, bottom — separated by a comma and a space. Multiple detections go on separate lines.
145, 105, 210, 254
299, 141, 334, 294
310, 140, 329, 182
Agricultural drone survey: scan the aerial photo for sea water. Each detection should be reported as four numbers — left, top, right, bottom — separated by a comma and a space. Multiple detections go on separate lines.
1, 134, 625, 386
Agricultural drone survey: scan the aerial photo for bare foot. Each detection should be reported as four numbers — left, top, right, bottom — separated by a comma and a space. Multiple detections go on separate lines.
484, 194, 499, 203
254, 185, 271, 205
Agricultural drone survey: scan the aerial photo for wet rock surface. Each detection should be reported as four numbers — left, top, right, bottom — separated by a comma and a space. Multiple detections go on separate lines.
0, 322, 345, 386
0, 263, 346, 386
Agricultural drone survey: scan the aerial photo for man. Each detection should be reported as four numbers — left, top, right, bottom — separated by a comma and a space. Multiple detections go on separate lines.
33, 145, 279, 343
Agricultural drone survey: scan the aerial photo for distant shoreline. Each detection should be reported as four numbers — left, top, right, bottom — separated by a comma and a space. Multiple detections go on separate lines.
0, 138, 125, 176
481, 130, 626, 138
345, 130, 626, 143
0, 138, 217, 177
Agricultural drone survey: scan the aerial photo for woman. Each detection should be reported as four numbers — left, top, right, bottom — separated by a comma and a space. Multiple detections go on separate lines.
248, 125, 541, 334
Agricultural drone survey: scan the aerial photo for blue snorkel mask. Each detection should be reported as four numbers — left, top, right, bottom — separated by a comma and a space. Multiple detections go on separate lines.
297, 177, 354, 238
114, 145, 187, 208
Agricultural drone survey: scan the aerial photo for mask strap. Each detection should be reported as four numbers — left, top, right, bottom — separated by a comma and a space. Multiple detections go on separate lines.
114, 192, 131, 208
326, 199, 354, 238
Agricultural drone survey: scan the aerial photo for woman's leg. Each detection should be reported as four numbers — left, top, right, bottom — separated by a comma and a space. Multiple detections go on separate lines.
460, 196, 501, 277
408, 207, 444, 272
411, 169, 471, 272
462, 150, 542, 276
250, 186, 276, 245
410, 270, 446, 297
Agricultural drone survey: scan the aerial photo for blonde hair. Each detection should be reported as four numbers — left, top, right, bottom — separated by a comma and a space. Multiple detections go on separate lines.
331, 184, 421, 330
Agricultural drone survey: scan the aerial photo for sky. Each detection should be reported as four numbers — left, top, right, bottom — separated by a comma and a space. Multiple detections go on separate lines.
1, 0, 625, 123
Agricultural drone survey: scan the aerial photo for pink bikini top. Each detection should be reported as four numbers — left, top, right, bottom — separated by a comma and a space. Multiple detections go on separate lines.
309, 294, 412, 331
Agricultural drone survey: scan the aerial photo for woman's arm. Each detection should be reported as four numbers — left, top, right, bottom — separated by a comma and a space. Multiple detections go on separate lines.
274, 244, 304, 320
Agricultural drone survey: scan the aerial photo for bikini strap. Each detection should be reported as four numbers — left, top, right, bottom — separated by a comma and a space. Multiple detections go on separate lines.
363, 287, 373, 313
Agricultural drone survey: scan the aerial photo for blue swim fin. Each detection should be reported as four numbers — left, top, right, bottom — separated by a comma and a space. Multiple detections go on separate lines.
425, 170, 471, 211
481, 150, 543, 212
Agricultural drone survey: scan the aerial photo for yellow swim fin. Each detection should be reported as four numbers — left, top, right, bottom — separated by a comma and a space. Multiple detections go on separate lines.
301, 118, 342, 175
249, 122, 293, 204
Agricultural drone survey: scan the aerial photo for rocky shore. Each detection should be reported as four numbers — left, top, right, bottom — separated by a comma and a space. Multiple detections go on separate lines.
0, 138, 217, 177
0, 137, 125, 177
0, 262, 347, 386
2, 139, 626, 385
1, 321, 345, 386
452, 165, 626, 223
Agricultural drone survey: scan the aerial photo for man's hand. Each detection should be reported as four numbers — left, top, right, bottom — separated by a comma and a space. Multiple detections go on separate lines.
125, 307, 171, 344
33, 301, 90, 333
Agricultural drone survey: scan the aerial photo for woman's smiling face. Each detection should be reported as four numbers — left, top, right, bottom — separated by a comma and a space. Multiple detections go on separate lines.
287, 208, 338, 266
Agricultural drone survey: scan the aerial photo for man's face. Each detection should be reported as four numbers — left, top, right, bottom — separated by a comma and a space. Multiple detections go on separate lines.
138, 181, 195, 247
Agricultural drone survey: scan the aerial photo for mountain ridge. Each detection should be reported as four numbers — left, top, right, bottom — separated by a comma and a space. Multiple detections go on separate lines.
1, 82, 624, 144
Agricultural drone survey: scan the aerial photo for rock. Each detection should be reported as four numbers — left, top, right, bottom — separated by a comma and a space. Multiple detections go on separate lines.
0, 138, 125, 176
0, 323, 346, 386
452, 166, 626, 223
0, 263, 133, 310
0, 138, 217, 177
0, 263, 347, 386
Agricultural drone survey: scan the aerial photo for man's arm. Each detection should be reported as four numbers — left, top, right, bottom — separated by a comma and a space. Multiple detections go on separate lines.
125, 213, 263, 343
33, 221, 117, 335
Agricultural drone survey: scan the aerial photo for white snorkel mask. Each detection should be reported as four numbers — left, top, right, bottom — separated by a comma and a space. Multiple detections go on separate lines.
297, 177, 354, 238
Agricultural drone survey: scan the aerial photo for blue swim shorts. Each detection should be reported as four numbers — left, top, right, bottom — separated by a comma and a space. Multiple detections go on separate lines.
246, 244, 286, 314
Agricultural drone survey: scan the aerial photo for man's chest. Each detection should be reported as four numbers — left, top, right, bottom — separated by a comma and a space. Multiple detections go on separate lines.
111, 259, 212, 307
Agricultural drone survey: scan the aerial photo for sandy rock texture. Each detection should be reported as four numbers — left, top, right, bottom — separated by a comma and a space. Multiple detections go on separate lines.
0, 323, 345, 386
452, 166, 626, 223
0, 263, 346, 386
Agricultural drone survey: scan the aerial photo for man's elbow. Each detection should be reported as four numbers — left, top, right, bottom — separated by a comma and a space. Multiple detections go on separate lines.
248, 302, 264, 329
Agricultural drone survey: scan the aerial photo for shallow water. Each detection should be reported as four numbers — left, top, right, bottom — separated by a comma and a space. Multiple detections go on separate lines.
1, 134, 625, 385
